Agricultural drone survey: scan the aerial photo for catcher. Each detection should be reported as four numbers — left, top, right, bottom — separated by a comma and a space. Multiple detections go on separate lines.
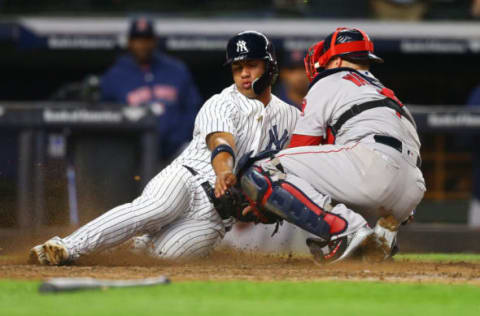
236, 27, 425, 263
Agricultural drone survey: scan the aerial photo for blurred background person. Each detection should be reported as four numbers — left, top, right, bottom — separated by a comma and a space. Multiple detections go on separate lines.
275, 49, 309, 109
101, 17, 202, 163
73, 17, 202, 222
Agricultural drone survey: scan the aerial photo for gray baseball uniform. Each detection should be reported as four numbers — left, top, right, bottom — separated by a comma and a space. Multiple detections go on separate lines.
259, 68, 425, 239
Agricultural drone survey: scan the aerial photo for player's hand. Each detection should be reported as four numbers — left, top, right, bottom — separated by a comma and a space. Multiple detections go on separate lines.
215, 171, 237, 198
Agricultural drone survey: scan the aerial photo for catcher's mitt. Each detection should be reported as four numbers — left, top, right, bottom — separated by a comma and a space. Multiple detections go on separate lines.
213, 186, 282, 225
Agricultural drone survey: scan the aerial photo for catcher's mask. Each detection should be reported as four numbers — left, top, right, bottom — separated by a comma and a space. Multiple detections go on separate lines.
304, 27, 383, 82
225, 30, 279, 95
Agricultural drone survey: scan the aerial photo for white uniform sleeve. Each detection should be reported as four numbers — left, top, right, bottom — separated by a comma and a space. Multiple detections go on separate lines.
195, 96, 237, 141
293, 86, 331, 137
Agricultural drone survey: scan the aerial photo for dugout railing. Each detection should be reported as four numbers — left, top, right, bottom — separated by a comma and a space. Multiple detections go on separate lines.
0, 102, 479, 228
0, 102, 159, 229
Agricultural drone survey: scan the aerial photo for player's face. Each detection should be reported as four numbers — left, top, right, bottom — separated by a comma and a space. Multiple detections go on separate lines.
231, 59, 266, 98
128, 37, 156, 65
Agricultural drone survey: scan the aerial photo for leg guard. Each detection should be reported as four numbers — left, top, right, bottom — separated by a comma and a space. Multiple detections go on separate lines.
240, 167, 347, 242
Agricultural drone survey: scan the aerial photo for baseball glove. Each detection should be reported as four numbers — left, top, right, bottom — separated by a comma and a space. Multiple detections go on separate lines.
213, 186, 282, 225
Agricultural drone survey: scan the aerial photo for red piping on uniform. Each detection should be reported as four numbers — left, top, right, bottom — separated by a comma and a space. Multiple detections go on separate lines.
277, 142, 359, 159
280, 182, 347, 234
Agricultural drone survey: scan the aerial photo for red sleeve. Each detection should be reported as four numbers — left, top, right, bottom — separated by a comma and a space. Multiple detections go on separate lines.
287, 134, 323, 148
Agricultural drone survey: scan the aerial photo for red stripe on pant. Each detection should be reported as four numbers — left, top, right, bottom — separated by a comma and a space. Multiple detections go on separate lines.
280, 182, 346, 235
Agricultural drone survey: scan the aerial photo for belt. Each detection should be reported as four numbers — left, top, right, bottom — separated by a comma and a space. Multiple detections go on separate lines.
183, 165, 216, 202
373, 135, 422, 168
182, 165, 232, 222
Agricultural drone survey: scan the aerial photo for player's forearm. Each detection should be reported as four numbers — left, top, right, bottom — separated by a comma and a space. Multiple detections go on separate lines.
211, 152, 235, 176
207, 132, 237, 197
206, 132, 236, 175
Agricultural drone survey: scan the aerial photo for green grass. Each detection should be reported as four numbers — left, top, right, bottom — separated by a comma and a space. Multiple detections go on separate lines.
1, 253, 480, 315
0, 280, 479, 316
397, 253, 480, 262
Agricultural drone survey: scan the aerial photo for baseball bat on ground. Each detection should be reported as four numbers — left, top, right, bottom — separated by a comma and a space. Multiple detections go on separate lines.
38, 276, 170, 293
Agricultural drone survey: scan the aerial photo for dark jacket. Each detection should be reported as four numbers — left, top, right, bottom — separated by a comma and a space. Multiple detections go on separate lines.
101, 53, 202, 160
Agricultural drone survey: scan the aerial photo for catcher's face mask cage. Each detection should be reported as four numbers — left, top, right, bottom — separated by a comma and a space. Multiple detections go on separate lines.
303, 27, 383, 82
304, 40, 324, 82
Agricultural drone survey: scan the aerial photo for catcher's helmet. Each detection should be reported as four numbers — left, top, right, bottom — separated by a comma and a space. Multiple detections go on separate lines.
225, 31, 278, 95
304, 27, 383, 81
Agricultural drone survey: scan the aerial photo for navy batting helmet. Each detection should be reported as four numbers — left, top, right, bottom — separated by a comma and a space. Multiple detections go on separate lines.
225, 31, 278, 95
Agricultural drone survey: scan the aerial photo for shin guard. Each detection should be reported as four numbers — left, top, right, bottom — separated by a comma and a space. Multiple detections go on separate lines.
240, 167, 347, 242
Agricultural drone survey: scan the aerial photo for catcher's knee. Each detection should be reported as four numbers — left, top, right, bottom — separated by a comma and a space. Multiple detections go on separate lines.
240, 167, 346, 241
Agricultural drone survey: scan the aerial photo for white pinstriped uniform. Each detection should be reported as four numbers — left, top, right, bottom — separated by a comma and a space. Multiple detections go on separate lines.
59, 84, 299, 260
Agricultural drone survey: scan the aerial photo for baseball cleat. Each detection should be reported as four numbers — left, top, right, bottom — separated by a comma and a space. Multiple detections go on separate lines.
369, 215, 401, 261
306, 237, 333, 263
30, 237, 71, 266
307, 225, 373, 264
29, 245, 48, 265
358, 232, 393, 263
43, 237, 70, 265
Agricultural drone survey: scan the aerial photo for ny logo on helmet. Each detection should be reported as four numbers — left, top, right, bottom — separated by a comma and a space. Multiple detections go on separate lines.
236, 40, 249, 53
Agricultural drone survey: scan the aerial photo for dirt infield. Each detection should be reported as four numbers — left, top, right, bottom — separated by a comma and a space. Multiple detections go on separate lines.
1, 230, 479, 285
1, 247, 480, 285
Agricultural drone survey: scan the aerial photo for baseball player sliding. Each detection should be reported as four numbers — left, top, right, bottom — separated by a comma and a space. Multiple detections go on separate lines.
30, 31, 299, 265
238, 27, 426, 263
